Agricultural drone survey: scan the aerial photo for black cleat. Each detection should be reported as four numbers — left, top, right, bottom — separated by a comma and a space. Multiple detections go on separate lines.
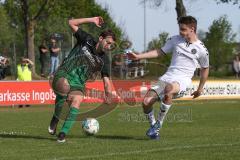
57, 132, 66, 143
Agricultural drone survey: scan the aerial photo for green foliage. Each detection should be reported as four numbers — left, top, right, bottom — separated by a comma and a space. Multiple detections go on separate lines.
0, 4, 12, 53
35, 0, 123, 48
2, 0, 124, 74
2, 0, 25, 55
203, 15, 236, 72
147, 32, 169, 50
216, 0, 240, 7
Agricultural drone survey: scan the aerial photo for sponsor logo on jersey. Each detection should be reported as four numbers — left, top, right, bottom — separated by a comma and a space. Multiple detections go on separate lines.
82, 46, 96, 66
191, 49, 197, 54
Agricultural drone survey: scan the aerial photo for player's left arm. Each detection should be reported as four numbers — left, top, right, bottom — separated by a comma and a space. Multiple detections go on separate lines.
192, 46, 209, 99
191, 67, 209, 99
102, 76, 113, 104
69, 17, 104, 33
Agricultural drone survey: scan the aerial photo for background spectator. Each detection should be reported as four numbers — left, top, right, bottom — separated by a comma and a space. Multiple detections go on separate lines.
0, 55, 9, 80
39, 40, 49, 77
17, 57, 34, 81
233, 54, 240, 78
49, 38, 60, 76
17, 57, 34, 108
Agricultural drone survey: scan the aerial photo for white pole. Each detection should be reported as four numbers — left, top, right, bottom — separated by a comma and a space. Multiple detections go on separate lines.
143, 0, 147, 73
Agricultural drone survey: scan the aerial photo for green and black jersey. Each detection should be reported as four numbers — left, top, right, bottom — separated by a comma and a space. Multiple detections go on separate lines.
53, 28, 110, 93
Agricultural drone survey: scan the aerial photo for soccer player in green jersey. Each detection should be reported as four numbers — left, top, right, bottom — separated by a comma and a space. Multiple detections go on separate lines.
48, 16, 116, 142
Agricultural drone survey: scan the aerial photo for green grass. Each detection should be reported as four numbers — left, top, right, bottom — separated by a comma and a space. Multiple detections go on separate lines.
0, 100, 240, 160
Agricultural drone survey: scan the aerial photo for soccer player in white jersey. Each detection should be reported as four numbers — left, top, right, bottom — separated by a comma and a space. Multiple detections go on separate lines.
128, 16, 209, 140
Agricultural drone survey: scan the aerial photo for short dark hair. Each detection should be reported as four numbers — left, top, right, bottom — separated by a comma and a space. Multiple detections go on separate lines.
178, 16, 197, 33
99, 29, 116, 41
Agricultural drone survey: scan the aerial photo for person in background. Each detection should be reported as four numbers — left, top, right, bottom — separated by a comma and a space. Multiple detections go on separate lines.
17, 57, 34, 108
0, 55, 9, 80
49, 38, 61, 77
39, 40, 49, 77
233, 54, 240, 78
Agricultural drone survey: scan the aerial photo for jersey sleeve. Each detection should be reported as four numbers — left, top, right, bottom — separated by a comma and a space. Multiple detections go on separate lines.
198, 50, 209, 68
161, 36, 175, 54
74, 28, 93, 45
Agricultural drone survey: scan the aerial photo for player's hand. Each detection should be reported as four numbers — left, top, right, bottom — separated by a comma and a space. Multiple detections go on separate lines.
127, 52, 140, 60
92, 16, 104, 27
104, 91, 120, 104
191, 89, 202, 99
104, 96, 111, 104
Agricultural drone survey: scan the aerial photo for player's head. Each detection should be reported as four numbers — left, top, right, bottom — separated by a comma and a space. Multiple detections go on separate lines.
98, 29, 116, 52
178, 16, 197, 39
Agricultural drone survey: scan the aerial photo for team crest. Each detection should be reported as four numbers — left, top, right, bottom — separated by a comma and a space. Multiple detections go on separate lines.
191, 49, 197, 54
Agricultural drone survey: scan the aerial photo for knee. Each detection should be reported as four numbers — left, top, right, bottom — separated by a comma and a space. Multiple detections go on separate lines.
69, 95, 82, 108
164, 84, 173, 94
142, 97, 154, 108
163, 94, 173, 103
72, 96, 82, 108
163, 85, 173, 104
55, 78, 70, 95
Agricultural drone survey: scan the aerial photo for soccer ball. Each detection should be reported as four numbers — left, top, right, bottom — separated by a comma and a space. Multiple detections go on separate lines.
82, 118, 99, 135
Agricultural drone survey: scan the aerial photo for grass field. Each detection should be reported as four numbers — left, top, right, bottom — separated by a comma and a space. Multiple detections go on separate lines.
0, 99, 240, 160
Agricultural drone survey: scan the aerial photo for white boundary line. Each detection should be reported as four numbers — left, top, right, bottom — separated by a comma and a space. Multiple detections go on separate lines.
47, 142, 240, 160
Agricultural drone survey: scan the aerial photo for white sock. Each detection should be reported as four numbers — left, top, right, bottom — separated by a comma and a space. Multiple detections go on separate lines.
158, 102, 171, 125
145, 110, 156, 126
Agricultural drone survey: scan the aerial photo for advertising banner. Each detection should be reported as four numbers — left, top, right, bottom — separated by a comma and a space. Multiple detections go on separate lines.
0, 80, 239, 106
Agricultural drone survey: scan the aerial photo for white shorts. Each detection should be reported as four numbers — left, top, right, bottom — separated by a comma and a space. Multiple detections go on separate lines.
150, 74, 191, 100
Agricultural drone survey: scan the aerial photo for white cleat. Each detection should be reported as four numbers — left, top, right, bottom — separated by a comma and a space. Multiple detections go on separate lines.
48, 126, 56, 135
57, 139, 66, 143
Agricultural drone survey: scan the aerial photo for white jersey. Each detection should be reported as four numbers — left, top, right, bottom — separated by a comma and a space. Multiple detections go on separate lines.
161, 35, 209, 79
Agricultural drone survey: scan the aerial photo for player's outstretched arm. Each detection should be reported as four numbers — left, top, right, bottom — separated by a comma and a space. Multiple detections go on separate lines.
102, 77, 120, 104
68, 17, 104, 32
128, 49, 164, 60
102, 77, 113, 104
191, 67, 209, 99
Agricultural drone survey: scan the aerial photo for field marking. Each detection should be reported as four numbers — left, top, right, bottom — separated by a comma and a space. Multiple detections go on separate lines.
47, 142, 240, 160
118, 99, 240, 108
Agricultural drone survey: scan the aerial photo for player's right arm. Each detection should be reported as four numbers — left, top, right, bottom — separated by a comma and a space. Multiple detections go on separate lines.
128, 49, 164, 60
68, 17, 104, 33
128, 36, 175, 60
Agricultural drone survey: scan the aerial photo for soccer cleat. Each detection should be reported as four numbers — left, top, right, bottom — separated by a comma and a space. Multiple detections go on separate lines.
48, 126, 56, 135
149, 132, 160, 140
146, 120, 161, 140
48, 116, 59, 135
57, 132, 66, 143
